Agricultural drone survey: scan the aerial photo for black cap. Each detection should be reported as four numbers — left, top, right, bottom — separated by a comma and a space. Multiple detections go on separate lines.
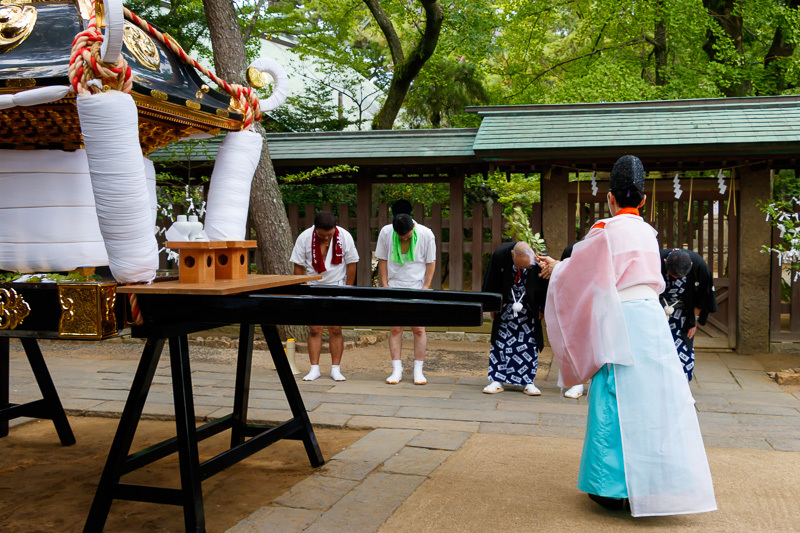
609, 155, 645, 193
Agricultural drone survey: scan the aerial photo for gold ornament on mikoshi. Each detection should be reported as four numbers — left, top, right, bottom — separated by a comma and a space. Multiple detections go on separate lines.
0, 288, 30, 330
247, 66, 268, 88
123, 21, 160, 71
0, 3, 37, 54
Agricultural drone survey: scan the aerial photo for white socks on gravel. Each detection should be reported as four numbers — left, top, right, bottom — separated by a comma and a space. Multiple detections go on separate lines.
386, 360, 403, 384
303, 365, 321, 381
330, 365, 346, 381
413, 360, 426, 385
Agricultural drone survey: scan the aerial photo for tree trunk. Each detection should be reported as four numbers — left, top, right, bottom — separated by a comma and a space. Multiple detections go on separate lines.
762, 0, 799, 93
202, 0, 303, 340
653, 1, 668, 87
366, 0, 444, 130
702, 0, 751, 96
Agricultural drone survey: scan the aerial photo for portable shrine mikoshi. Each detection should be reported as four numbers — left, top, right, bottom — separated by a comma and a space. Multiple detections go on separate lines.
1, 1, 502, 531
1, 0, 289, 450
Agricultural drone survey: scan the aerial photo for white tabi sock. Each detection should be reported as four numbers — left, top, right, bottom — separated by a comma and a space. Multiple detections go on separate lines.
303, 365, 321, 381
330, 365, 346, 381
413, 360, 427, 385
387, 360, 402, 384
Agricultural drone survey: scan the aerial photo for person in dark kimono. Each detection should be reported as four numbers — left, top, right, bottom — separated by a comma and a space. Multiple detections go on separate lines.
659, 249, 718, 381
481, 241, 548, 395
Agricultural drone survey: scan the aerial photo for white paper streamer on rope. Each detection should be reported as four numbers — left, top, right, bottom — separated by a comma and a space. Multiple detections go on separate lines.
590, 171, 598, 196
77, 91, 158, 283
0, 150, 108, 272
673, 172, 682, 199
204, 130, 263, 240
717, 169, 727, 195
248, 58, 289, 112
0, 86, 71, 110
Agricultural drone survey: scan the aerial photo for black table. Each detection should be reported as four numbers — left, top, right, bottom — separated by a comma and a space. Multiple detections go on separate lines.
84, 280, 500, 532
1, 331, 76, 446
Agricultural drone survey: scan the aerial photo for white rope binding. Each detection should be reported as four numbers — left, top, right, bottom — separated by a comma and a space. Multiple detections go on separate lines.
248, 58, 289, 112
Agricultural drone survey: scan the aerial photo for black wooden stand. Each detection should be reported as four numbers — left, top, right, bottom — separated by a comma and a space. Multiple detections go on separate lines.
83, 322, 323, 533
0, 335, 75, 446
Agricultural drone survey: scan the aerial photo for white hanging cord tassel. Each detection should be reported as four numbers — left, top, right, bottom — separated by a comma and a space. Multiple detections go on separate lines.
511, 288, 525, 317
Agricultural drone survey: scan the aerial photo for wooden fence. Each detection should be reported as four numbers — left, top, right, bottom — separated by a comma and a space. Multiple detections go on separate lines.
286, 202, 542, 291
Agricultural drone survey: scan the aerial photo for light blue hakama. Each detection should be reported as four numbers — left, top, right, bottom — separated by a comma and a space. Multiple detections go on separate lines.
577, 299, 716, 517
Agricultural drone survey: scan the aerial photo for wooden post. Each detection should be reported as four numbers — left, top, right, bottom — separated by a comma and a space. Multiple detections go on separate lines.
541, 166, 570, 258
430, 203, 443, 290
304, 203, 315, 230
491, 202, 503, 252
356, 181, 371, 287
287, 204, 299, 241
338, 203, 350, 234
472, 202, 483, 292
449, 174, 464, 291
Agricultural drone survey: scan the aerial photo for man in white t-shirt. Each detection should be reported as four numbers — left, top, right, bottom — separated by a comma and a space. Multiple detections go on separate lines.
290, 211, 359, 381
375, 213, 436, 385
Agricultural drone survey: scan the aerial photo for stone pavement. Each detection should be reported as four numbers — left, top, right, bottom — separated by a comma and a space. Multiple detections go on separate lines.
6, 347, 800, 532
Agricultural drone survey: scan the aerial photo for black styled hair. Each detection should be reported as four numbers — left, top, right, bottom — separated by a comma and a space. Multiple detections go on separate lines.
391, 199, 413, 216
666, 249, 692, 278
610, 186, 645, 208
392, 213, 414, 235
314, 211, 336, 230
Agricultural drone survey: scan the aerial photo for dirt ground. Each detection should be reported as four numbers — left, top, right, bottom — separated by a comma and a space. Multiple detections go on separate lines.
0, 418, 366, 532
0, 336, 498, 533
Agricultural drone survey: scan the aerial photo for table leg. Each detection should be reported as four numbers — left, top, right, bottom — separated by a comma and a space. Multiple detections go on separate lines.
20, 338, 75, 446
84, 337, 165, 533
169, 334, 205, 532
1, 338, 8, 438
231, 323, 254, 448
261, 324, 324, 467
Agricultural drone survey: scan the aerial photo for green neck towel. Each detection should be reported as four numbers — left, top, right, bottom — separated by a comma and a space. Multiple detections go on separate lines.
391, 226, 417, 265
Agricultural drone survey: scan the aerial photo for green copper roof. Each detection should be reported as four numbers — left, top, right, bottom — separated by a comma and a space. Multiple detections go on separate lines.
471, 96, 800, 161
149, 96, 800, 174
148, 128, 480, 167
266, 129, 479, 166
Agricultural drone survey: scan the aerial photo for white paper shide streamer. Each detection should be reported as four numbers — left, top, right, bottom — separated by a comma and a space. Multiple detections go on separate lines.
77, 91, 158, 283
204, 130, 263, 241
673, 172, 682, 199
717, 169, 727, 195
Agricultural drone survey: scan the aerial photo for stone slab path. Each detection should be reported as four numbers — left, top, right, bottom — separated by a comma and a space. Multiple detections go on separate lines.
6, 346, 800, 532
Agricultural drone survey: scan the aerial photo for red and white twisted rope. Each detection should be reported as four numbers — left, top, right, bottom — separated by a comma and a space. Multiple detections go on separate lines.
68, 7, 132, 95
123, 8, 261, 129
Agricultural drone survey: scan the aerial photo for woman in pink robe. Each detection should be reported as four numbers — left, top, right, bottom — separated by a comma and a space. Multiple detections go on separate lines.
540, 155, 716, 517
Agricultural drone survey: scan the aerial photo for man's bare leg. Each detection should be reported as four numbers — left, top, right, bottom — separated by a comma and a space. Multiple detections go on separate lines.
412, 326, 427, 385
387, 326, 404, 384
303, 325, 324, 381
328, 326, 346, 381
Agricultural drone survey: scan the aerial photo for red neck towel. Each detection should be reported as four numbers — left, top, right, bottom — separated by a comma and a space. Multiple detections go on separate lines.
311, 226, 342, 273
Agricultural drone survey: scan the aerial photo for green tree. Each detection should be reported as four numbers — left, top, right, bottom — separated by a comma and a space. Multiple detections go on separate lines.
404, 56, 488, 128
267, 0, 446, 129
